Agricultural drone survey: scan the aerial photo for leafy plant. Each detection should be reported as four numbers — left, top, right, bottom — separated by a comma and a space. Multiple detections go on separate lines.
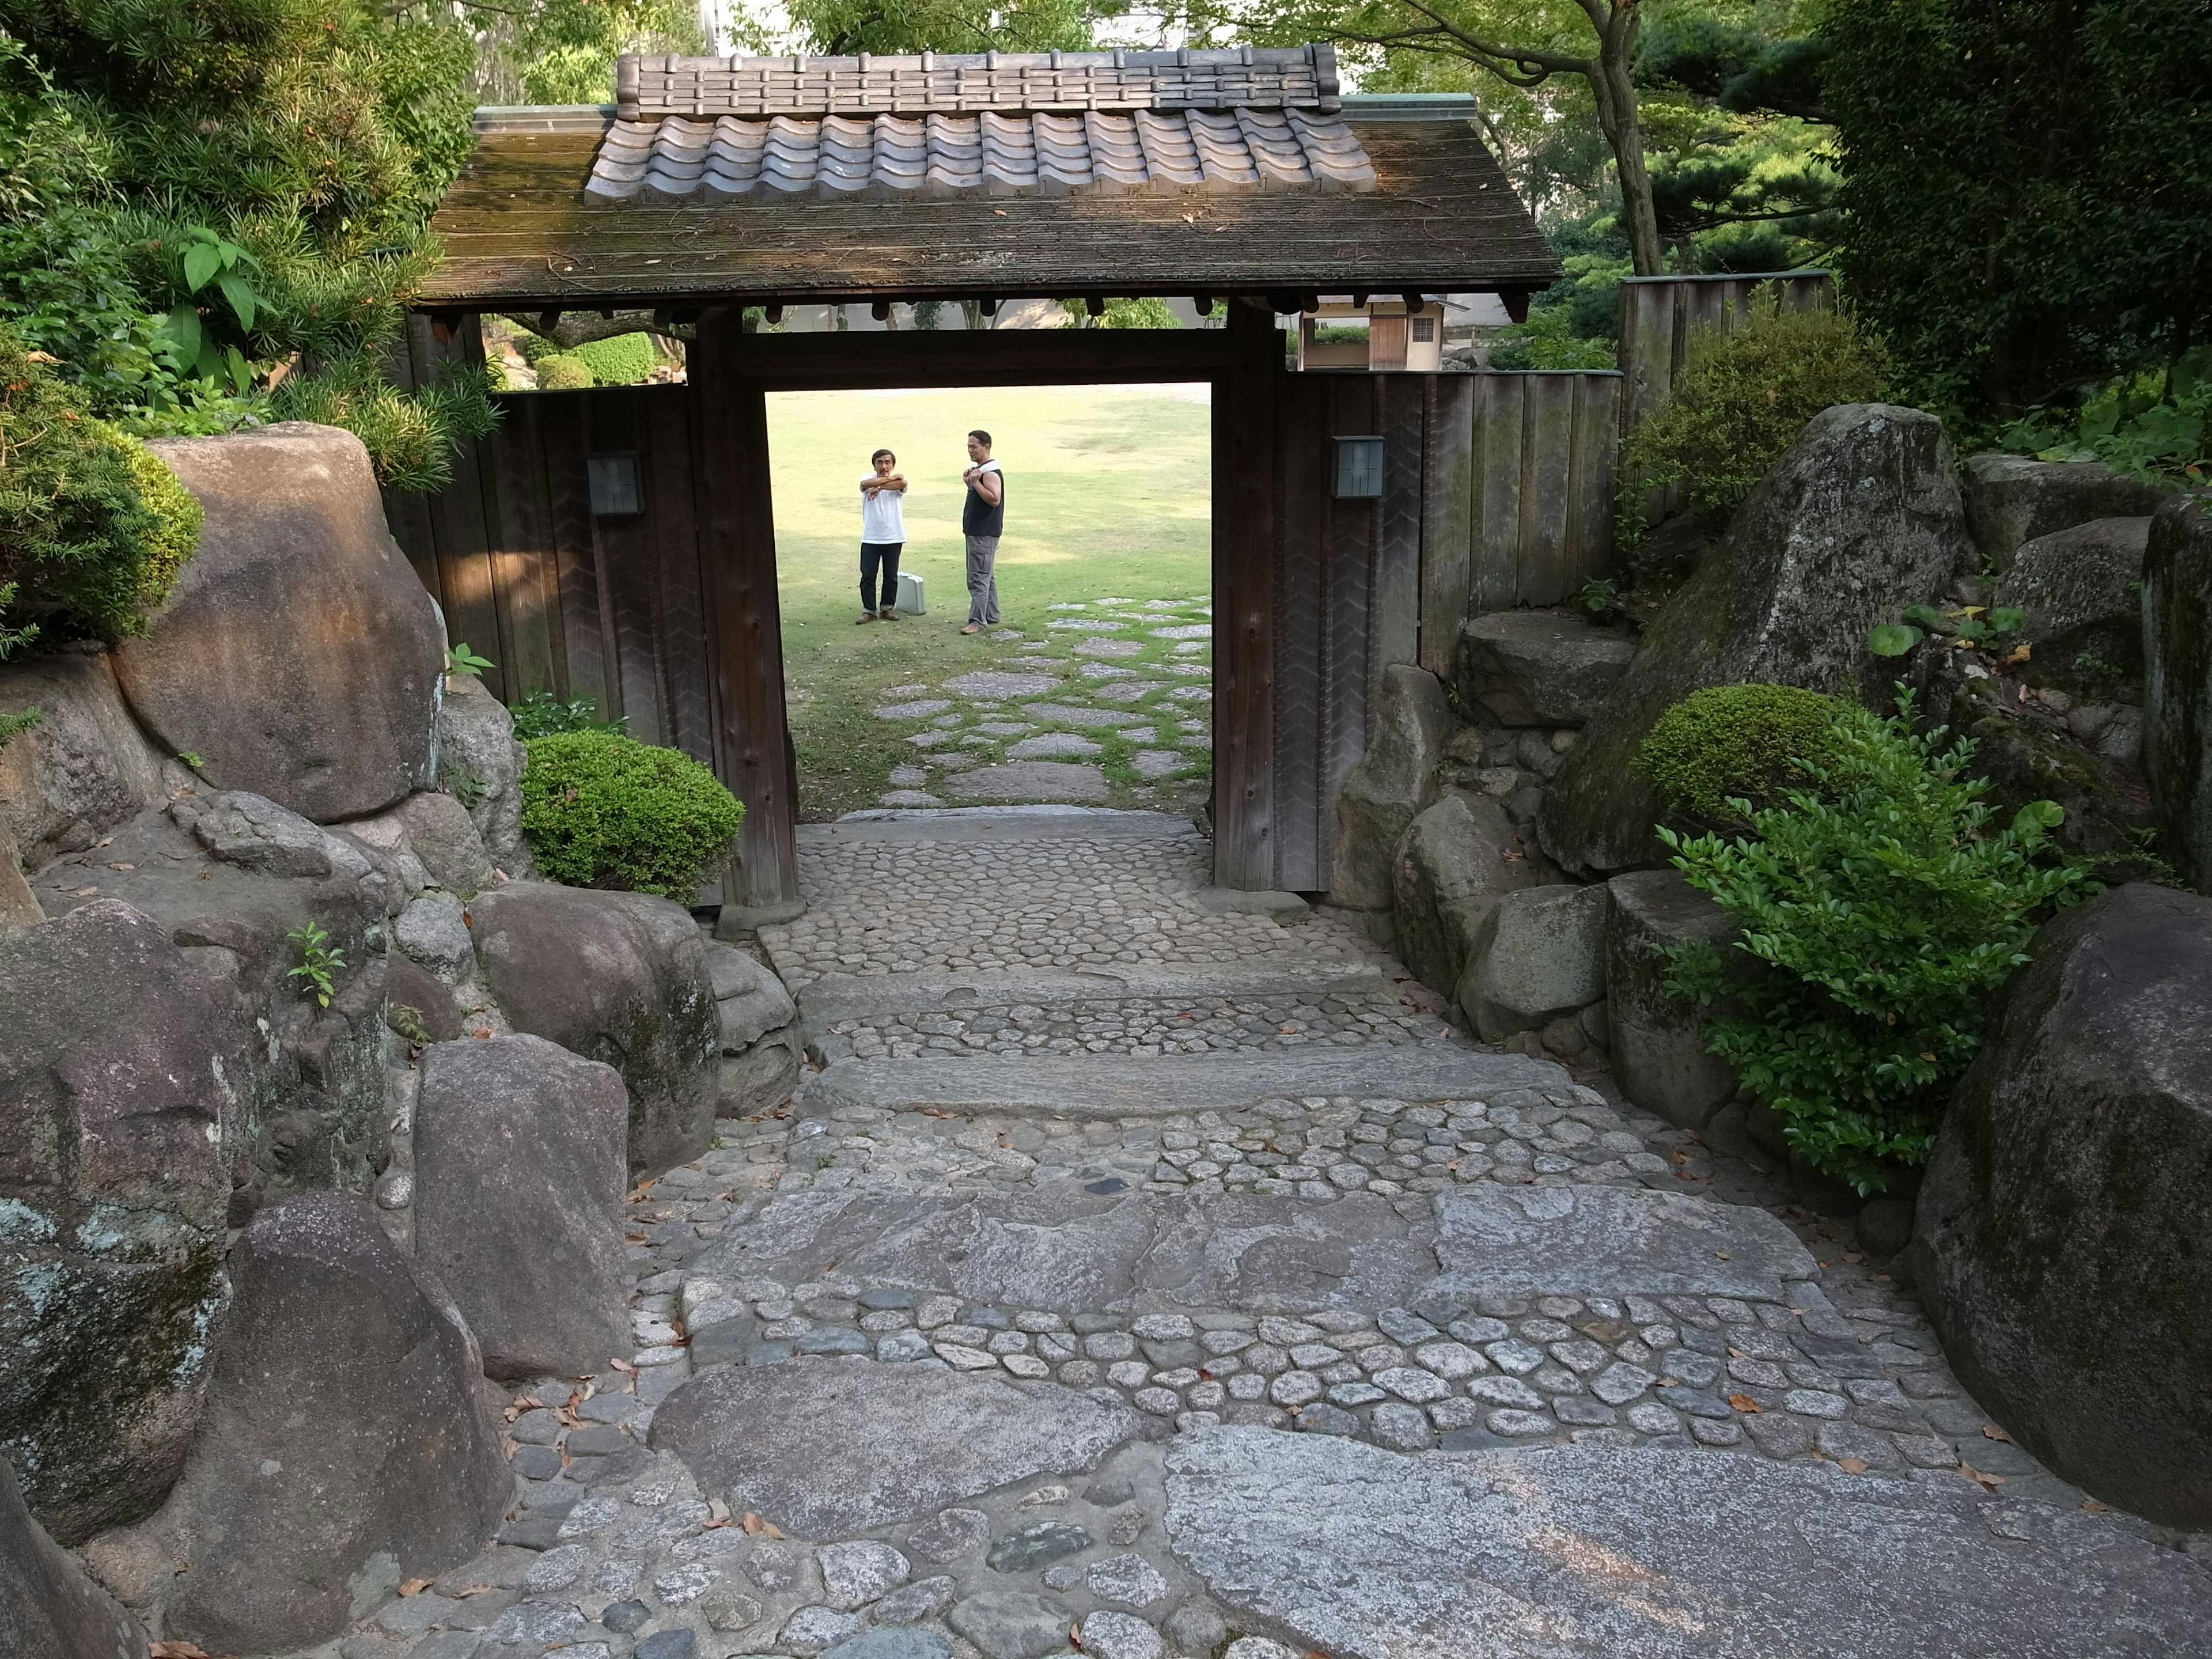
0, 578, 36, 749
571, 332, 660, 385
1661, 690, 2098, 1194
1868, 603, 2027, 658
388, 1002, 431, 1047
1995, 346, 2209, 482
442, 764, 486, 809
444, 642, 494, 678
1638, 684, 1857, 824
177, 751, 202, 770
286, 920, 346, 1009
520, 729, 744, 898
510, 687, 628, 740
0, 324, 203, 639
1573, 576, 1619, 615
534, 354, 593, 391
1617, 301, 1892, 535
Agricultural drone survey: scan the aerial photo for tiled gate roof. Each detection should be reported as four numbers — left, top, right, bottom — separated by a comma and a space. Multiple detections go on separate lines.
586, 47, 1376, 203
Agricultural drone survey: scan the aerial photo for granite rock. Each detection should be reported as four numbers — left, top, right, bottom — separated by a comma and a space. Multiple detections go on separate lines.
2143, 493, 2212, 891
0, 1454, 145, 1659
1960, 452, 2173, 573
1388, 794, 1545, 1002
1463, 882, 1609, 1041
0, 646, 168, 871
1331, 665, 1450, 910
1455, 608, 1634, 726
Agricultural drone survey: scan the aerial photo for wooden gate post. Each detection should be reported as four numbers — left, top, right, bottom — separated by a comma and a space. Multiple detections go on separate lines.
1213, 300, 1281, 891
691, 312, 803, 922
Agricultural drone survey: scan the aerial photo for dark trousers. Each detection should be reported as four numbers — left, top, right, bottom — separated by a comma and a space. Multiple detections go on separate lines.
860, 541, 903, 612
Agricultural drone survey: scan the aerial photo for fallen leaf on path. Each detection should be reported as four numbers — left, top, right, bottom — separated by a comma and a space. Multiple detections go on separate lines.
1982, 1424, 2013, 1442
398, 1578, 433, 1596
151, 1644, 213, 1658
1837, 1457, 1869, 1474
743, 1510, 764, 1534
2082, 1499, 2112, 1513
1726, 1393, 1762, 1414
1957, 1461, 2006, 1489
610, 1357, 636, 1373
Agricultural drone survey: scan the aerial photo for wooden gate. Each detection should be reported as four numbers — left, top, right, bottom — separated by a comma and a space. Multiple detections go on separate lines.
388, 313, 1627, 902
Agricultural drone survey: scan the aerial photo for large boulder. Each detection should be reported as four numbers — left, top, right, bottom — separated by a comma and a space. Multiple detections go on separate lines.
113, 423, 444, 824
1455, 609, 1634, 726
0, 645, 168, 871
0, 828, 37, 940
0, 1455, 144, 1659
1911, 884, 2212, 1525
2143, 493, 2212, 892
28, 794, 403, 1219
156, 1191, 508, 1653
467, 881, 719, 1172
1388, 794, 1545, 1002
414, 1035, 631, 1380
437, 673, 532, 877
0, 902, 234, 1543
1541, 405, 1972, 875
1604, 870, 1741, 1130
1992, 516, 2152, 695
1960, 453, 2173, 573
1330, 665, 1450, 910
1463, 882, 1611, 1041
704, 940, 801, 1119
390, 789, 495, 894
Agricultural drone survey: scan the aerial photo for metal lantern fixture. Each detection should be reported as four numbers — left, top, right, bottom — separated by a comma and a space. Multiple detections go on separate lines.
586, 453, 642, 517
1332, 435, 1385, 499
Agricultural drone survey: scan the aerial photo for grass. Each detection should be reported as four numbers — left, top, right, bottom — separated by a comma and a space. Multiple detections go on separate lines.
768, 382, 1213, 820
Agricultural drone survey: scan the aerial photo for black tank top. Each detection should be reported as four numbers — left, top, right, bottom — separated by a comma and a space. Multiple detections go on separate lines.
963, 465, 1005, 537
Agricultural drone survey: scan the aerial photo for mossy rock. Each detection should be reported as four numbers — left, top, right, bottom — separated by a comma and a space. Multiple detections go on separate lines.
1638, 684, 1857, 824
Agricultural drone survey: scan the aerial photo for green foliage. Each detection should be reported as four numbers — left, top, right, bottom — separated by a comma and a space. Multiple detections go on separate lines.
1616, 300, 1890, 529
474, 0, 707, 106
1868, 603, 2027, 659
1638, 684, 1855, 824
509, 687, 627, 740
1661, 691, 2098, 1193
0, 0, 493, 487
1487, 248, 1623, 370
0, 326, 203, 638
444, 641, 494, 677
388, 1001, 431, 1046
286, 919, 344, 1008
1825, 0, 2212, 423
0, 577, 36, 749
1995, 346, 2210, 484
520, 729, 745, 898
571, 331, 659, 385
786, 0, 1112, 54
534, 353, 593, 391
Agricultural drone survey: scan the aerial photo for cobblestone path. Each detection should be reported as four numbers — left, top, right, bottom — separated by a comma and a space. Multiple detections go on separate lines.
317, 811, 2212, 1659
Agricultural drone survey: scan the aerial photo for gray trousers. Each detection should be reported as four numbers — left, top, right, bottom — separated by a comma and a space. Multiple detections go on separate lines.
964, 533, 1001, 624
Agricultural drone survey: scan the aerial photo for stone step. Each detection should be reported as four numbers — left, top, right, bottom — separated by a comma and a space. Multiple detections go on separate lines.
797, 1047, 1565, 1119
801, 806, 1200, 846
683, 1180, 1816, 1320
796, 957, 1389, 1039
1164, 1429, 2212, 1658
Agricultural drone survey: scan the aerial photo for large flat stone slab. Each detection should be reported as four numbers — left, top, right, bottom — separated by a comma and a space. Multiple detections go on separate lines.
688, 1189, 1437, 1316
1423, 1185, 1816, 1303
650, 1358, 1143, 1536
1164, 1430, 2212, 1658
944, 762, 1109, 802
809, 808, 1196, 843
799, 1049, 1567, 1118
796, 959, 1384, 1033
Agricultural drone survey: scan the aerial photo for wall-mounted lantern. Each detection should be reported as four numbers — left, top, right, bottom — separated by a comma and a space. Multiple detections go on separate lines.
1332, 435, 1386, 499
586, 453, 642, 517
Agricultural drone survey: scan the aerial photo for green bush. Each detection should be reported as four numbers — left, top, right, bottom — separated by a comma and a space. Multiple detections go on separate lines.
0, 327, 202, 639
535, 354, 593, 391
1661, 690, 2097, 1194
571, 332, 658, 385
1618, 301, 1891, 531
520, 729, 744, 898
1637, 684, 1855, 823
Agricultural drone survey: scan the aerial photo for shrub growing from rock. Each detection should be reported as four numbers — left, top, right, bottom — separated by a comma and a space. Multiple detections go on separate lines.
1660, 690, 2096, 1193
520, 729, 743, 897
1637, 684, 1855, 823
1618, 304, 1891, 529
0, 328, 201, 639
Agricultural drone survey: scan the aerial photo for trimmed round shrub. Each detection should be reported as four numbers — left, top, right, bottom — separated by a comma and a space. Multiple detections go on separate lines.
571, 332, 659, 385
533, 354, 593, 391
520, 730, 745, 898
0, 327, 202, 639
1637, 684, 1858, 822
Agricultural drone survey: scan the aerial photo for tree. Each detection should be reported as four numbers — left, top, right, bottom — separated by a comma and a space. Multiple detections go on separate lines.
782, 0, 1116, 55
1207, 0, 1669, 275
469, 0, 708, 106
1823, 0, 2212, 421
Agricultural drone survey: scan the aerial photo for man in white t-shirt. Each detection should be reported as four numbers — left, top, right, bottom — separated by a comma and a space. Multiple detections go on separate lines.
857, 447, 907, 623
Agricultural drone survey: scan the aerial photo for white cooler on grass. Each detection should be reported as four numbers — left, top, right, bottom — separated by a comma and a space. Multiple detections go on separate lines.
896, 571, 926, 615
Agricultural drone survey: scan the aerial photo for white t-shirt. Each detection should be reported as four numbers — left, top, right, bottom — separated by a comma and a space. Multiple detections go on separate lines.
860, 475, 906, 543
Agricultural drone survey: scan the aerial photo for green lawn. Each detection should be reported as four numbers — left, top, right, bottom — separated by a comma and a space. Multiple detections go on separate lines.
768, 382, 1214, 820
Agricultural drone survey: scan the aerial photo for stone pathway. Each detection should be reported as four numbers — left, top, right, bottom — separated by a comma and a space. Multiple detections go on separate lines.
306, 810, 2212, 1659
869, 597, 1213, 813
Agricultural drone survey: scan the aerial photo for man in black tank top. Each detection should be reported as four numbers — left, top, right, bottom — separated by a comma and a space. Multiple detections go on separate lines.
960, 428, 1005, 633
